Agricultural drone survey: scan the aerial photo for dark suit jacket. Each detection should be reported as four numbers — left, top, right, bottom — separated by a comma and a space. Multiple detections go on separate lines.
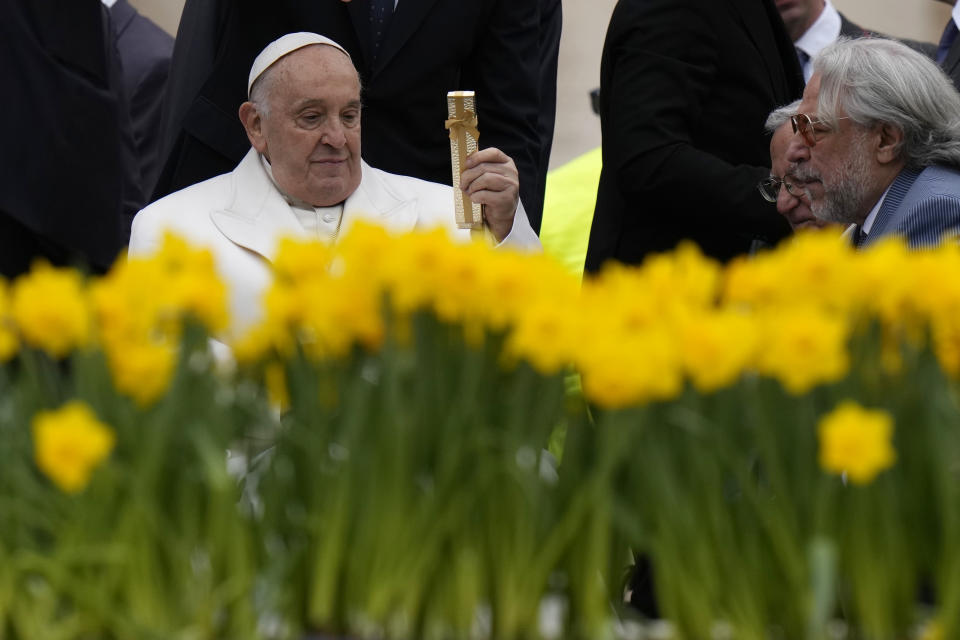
838, 12, 937, 59
942, 21, 960, 93
154, 0, 546, 230
0, 0, 129, 274
110, 0, 174, 200
584, 0, 803, 272
537, 0, 562, 210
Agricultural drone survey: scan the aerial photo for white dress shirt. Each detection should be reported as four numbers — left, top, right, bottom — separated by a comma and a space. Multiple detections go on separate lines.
260, 155, 345, 242
862, 183, 891, 236
795, 0, 842, 82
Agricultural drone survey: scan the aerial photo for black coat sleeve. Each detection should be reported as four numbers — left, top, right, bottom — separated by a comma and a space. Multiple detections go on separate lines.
602, 0, 789, 239
462, 0, 544, 231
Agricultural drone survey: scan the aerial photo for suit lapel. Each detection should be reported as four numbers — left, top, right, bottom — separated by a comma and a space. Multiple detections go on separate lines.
726, 0, 800, 102
371, 0, 442, 77
209, 149, 304, 261
864, 168, 922, 245
346, 0, 375, 75
210, 155, 421, 259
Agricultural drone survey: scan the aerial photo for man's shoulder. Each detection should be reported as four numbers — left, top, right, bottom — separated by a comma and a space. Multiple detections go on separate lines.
913, 165, 960, 199
363, 164, 453, 202
137, 172, 233, 222
609, 0, 722, 23
893, 165, 960, 245
837, 12, 871, 38
838, 11, 937, 59
113, 1, 174, 63
129, 171, 236, 255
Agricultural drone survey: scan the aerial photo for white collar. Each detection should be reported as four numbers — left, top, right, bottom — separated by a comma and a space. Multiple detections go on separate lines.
953, 2, 960, 30
861, 182, 892, 236
100, 0, 118, 7
795, 1, 841, 81
211, 148, 420, 261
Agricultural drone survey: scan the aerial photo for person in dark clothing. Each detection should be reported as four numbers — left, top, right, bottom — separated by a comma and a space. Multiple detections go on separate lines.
779, 0, 935, 83
584, 0, 804, 273
106, 0, 174, 200
0, 0, 134, 277
153, 0, 554, 232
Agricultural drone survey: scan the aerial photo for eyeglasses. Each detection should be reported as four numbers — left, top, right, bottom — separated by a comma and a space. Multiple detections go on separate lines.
757, 176, 805, 203
791, 113, 849, 147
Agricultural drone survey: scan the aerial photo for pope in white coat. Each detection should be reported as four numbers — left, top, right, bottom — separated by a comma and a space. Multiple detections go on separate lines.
129, 33, 540, 336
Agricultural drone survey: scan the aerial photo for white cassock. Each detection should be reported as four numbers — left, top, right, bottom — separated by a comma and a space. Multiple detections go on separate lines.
128, 147, 541, 337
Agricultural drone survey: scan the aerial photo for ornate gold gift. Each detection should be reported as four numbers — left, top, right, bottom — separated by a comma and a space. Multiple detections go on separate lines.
445, 91, 483, 231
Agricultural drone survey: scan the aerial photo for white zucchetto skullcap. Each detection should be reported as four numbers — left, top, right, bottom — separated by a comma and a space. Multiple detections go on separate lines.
247, 32, 352, 96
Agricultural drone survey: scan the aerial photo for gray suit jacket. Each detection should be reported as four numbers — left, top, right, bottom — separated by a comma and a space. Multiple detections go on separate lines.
863, 165, 960, 248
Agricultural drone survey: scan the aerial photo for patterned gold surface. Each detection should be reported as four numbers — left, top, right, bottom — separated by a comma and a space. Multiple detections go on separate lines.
446, 91, 483, 230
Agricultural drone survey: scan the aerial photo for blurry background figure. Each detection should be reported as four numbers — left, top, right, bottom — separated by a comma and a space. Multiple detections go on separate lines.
537, 0, 563, 222
934, 0, 960, 91
765, 124, 830, 231
779, 0, 935, 82
0, 0, 134, 277
127, 0, 950, 176
103, 0, 174, 200
153, 0, 554, 232
539, 148, 602, 280
584, 0, 804, 273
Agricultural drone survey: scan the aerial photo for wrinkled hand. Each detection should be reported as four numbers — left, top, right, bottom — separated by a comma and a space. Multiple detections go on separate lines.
460, 147, 520, 242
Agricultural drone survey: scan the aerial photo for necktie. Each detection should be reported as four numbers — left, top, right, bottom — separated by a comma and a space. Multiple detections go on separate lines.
938, 19, 959, 66
370, 0, 394, 60
795, 47, 810, 69
854, 225, 867, 249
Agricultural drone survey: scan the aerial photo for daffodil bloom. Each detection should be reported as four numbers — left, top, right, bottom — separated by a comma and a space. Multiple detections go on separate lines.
0, 278, 18, 362
11, 262, 91, 358
818, 401, 896, 485
32, 401, 116, 494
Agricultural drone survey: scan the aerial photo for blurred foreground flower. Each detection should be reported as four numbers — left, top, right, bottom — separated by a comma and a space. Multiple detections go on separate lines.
91, 234, 227, 405
0, 278, 18, 361
755, 306, 851, 394
11, 262, 91, 358
32, 401, 116, 493
818, 401, 896, 485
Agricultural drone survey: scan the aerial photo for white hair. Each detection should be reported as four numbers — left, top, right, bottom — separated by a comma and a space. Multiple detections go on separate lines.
812, 37, 960, 168
765, 99, 802, 134
248, 66, 277, 116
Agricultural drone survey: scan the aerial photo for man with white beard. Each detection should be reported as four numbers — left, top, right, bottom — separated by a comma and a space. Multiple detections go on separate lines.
785, 38, 960, 248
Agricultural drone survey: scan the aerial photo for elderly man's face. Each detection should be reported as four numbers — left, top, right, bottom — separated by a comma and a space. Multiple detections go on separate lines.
775, 0, 825, 41
786, 73, 881, 226
248, 45, 362, 207
769, 123, 828, 230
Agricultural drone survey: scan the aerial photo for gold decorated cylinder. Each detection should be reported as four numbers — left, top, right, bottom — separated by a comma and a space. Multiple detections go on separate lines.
446, 91, 483, 230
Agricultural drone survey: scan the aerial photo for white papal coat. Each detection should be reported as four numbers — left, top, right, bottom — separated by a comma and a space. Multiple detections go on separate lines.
129, 148, 541, 337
